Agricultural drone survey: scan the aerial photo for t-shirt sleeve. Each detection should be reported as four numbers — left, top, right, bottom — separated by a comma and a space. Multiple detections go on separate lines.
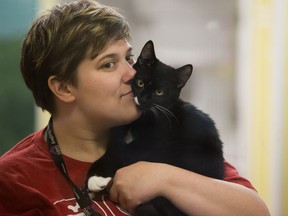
224, 160, 256, 190
0, 172, 61, 216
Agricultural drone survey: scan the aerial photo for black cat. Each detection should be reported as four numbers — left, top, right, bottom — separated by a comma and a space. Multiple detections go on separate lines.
87, 40, 224, 216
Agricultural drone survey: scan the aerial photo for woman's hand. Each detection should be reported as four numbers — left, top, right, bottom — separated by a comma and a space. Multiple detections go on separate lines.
109, 161, 167, 213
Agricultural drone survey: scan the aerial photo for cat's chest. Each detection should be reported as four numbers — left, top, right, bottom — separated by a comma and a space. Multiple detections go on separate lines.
134, 119, 177, 140
120, 128, 178, 164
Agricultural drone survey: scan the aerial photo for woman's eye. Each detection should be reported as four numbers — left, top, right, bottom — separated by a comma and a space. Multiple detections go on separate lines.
104, 62, 115, 68
126, 54, 135, 65
102, 62, 115, 69
155, 89, 164, 96
137, 80, 144, 88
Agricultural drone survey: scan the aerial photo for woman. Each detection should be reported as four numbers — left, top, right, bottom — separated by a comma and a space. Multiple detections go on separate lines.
0, 0, 270, 215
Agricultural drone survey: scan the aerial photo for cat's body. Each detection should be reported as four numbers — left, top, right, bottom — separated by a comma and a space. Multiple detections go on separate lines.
87, 41, 224, 216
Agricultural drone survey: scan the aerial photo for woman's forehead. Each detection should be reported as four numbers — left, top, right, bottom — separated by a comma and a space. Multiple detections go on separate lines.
90, 38, 132, 60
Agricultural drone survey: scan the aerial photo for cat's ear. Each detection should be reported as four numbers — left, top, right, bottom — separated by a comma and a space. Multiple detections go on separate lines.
139, 40, 156, 65
176, 64, 193, 88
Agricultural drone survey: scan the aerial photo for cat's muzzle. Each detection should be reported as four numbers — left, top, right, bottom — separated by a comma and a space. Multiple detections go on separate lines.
134, 97, 140, 106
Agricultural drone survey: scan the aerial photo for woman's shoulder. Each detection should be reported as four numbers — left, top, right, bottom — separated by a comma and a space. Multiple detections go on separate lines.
0, 128, 51, 174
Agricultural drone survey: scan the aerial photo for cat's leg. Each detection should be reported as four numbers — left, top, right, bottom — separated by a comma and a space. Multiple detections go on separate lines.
87, 176, 112, 192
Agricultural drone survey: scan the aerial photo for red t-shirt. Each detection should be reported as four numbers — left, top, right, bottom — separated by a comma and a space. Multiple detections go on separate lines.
0, 129, 254, 215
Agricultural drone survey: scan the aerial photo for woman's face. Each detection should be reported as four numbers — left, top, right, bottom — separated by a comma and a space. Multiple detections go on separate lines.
71, 39, 141, 129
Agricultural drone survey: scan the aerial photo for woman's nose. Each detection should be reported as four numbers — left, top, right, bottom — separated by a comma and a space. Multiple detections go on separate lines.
122, 62, 136, 83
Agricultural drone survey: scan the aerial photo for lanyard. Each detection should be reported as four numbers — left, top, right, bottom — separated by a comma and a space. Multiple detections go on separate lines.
46, 117, 100, 216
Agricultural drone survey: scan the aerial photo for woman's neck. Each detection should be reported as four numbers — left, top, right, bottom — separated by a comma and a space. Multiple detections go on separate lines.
49, 116, 110, 163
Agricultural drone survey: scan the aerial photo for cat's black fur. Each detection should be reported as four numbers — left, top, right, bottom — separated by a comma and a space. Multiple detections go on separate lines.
87, 40, 224, 216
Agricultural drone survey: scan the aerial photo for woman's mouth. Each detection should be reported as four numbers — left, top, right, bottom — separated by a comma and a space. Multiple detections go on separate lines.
122, 91, 133, 98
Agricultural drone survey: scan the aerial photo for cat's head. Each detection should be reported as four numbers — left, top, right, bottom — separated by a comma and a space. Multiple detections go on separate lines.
132, 40, 193, 111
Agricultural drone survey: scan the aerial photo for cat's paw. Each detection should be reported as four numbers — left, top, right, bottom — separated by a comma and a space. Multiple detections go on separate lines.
88, 176, 112, 192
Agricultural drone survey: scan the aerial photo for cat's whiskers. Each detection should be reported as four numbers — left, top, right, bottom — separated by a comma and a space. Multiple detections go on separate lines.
150, 107, 160, 121
154, 104, 179, 123
151, 104, 179, 129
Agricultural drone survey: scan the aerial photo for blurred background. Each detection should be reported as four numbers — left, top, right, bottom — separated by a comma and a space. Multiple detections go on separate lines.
0, 0, 287, 215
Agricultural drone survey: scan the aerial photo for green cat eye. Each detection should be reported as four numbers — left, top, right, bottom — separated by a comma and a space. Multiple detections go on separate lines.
155, 90, 164, 96
137, 80, 144, 88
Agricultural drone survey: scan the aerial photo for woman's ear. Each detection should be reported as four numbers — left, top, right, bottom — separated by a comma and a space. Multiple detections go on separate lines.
48, 75, 75, 103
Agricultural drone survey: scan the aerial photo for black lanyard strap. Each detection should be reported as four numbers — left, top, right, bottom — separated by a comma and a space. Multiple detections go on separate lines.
47, 117, 100, 216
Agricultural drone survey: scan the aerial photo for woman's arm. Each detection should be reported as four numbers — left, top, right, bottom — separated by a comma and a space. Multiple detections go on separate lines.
109, 161, 270, 216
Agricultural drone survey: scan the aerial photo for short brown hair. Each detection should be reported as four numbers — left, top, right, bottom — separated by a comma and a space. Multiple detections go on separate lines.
20, 0, 131, 113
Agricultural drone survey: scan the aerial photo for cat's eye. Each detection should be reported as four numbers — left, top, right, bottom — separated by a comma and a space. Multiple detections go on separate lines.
155, 89, 164, 96
137, 80, 144, 88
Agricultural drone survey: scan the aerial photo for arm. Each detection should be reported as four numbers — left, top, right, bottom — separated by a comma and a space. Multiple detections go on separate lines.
109, 161, 270, 216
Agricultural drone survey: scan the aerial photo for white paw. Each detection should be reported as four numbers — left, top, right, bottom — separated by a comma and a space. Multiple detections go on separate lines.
88, 176, 112, 192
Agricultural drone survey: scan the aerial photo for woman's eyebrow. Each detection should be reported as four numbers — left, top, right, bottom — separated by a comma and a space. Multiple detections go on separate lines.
97, 46, 134, 61
127, 47, 133, 53
98, 53, 118, 61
